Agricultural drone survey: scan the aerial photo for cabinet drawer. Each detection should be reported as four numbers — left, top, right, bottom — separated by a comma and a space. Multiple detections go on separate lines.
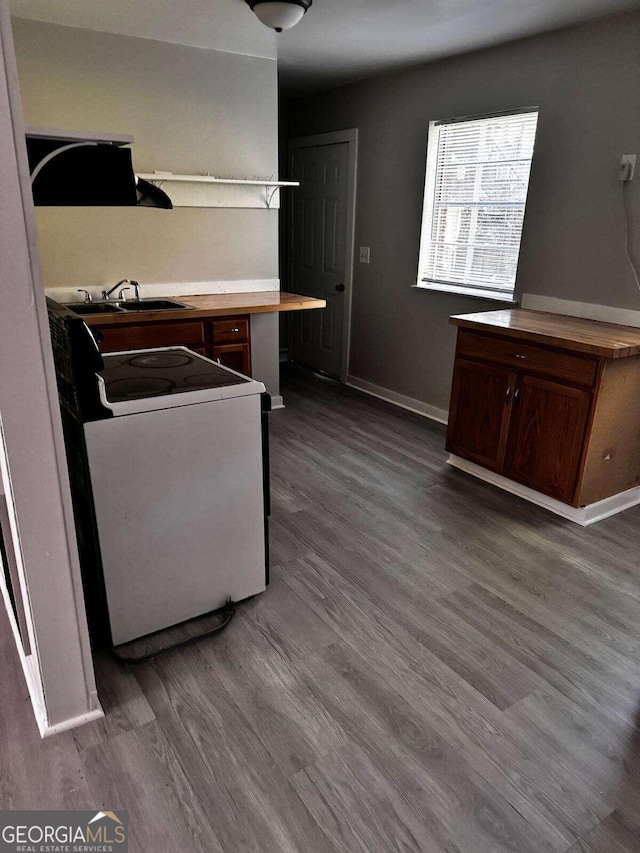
98, 321, 205, 353
212, 317, 249, 343
457, 330, 598, 387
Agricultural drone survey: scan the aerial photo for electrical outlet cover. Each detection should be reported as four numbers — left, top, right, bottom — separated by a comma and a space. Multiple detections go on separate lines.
620, 154, 636, 182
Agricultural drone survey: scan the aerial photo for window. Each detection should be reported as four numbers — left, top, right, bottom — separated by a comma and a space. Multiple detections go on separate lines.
417, 108, 538, 301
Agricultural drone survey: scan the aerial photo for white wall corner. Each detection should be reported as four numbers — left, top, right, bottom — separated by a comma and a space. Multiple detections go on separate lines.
1, 0, 100, 736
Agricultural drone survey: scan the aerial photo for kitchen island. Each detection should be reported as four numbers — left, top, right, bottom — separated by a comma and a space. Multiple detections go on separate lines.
446, 308, 640, 524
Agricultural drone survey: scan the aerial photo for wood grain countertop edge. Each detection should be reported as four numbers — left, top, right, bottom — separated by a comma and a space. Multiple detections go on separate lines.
449, 309, 640, 359
80, 291, 326, 326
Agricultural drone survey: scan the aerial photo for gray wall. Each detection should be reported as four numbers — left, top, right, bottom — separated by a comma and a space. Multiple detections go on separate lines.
285, 12, 640, 413
12, 18, 279, 289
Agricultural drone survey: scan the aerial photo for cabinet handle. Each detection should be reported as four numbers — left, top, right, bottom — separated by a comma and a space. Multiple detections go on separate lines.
514, 388, 521, 403
515, 354, 527, 360
505, 387, 512, 404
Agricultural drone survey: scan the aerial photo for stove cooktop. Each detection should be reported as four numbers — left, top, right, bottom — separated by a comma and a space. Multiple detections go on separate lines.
99, 348, 249, 403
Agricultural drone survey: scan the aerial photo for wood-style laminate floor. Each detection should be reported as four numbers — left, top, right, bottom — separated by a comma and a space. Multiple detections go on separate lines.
2, 365, 640, 852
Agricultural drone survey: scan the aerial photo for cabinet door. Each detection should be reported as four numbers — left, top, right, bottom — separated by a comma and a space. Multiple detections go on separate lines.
447, 359, 514, 472
504, 375, 592, 503
213, 343, 251, 376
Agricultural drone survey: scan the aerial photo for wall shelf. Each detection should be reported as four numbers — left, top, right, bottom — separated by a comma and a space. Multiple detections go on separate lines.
135, 173, 300, 209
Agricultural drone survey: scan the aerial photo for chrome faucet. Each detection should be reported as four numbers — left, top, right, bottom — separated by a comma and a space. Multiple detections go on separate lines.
77, 289, 93, 303
102, 279, 140, 302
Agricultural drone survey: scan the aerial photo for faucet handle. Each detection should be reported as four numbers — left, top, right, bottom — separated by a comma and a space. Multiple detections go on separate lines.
77, 289, 93, 303
117, 286, 132, 302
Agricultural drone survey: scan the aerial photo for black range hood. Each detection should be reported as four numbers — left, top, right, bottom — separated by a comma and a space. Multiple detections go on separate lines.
26, 127, 172, 209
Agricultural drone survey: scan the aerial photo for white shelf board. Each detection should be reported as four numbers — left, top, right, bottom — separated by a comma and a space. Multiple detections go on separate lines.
136, 173, 300, 209
137, 173, 299, 187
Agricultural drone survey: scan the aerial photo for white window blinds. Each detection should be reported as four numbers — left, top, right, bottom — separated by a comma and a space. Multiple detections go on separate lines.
418, 109, 538, 299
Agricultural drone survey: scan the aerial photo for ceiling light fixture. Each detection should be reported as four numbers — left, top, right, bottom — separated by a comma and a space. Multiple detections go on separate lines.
245, 0, 312, 33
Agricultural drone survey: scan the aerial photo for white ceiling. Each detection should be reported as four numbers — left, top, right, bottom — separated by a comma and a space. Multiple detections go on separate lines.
10, 0, 640, 93
278, 0, 640, 93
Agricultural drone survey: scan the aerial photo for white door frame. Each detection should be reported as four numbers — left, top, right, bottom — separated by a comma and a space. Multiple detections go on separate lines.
0, 1, 102, 736
288, 129, 358, 383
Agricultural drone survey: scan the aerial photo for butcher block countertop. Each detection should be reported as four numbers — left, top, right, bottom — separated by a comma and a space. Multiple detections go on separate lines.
82, 291, 325, 326
450, 309, 640, 359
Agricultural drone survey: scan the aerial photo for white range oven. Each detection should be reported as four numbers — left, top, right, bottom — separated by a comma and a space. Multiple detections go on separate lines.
47, 300, 270, 658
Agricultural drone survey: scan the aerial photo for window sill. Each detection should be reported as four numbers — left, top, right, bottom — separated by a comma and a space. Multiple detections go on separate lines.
413, 282, 518, 304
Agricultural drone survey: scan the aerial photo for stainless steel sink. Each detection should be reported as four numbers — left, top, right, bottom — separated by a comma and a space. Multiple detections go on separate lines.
63, 303, 123, 315
119, 299, 190, 312
64, 298, 190, 315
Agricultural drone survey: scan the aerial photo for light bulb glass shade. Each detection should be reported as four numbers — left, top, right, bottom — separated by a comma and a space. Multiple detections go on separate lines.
251, 2, 307, 31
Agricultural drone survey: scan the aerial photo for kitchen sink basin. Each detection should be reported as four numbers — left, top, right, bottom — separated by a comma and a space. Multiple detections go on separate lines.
64, 303, 123, 315
119, 299, 190, 312
64, 298, 190, 315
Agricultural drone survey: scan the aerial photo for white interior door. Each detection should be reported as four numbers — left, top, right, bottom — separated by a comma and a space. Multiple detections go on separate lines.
289, 142, 350, 378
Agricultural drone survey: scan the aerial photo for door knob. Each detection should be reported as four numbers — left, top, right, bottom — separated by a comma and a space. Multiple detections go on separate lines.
335, 283, 345, 292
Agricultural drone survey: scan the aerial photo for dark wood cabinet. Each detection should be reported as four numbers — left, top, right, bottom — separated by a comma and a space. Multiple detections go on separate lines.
448, 355, 591, 502
448, 359, 513, 472
447, 327, 596, 506
93, 314, 252, 376
212, 342, 251, 375
98, 320, 205, 354
447, 310, 640, 509
208, 317, 251, 374
503, 375, 591, 502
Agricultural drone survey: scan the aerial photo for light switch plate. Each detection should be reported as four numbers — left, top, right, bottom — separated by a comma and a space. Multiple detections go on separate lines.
359, 246, 371, 264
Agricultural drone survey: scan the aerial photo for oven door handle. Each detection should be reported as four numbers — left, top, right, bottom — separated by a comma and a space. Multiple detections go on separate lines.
95, 374, 116, 414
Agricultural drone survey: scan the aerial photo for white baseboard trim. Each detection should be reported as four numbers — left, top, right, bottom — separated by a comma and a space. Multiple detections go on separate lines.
271, 395, 285, 411
521, 294, 640, 328
40, 706, 105, 739
46, 279, 280, 304
346, 375, 448, 425
448, 454, 640, 526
